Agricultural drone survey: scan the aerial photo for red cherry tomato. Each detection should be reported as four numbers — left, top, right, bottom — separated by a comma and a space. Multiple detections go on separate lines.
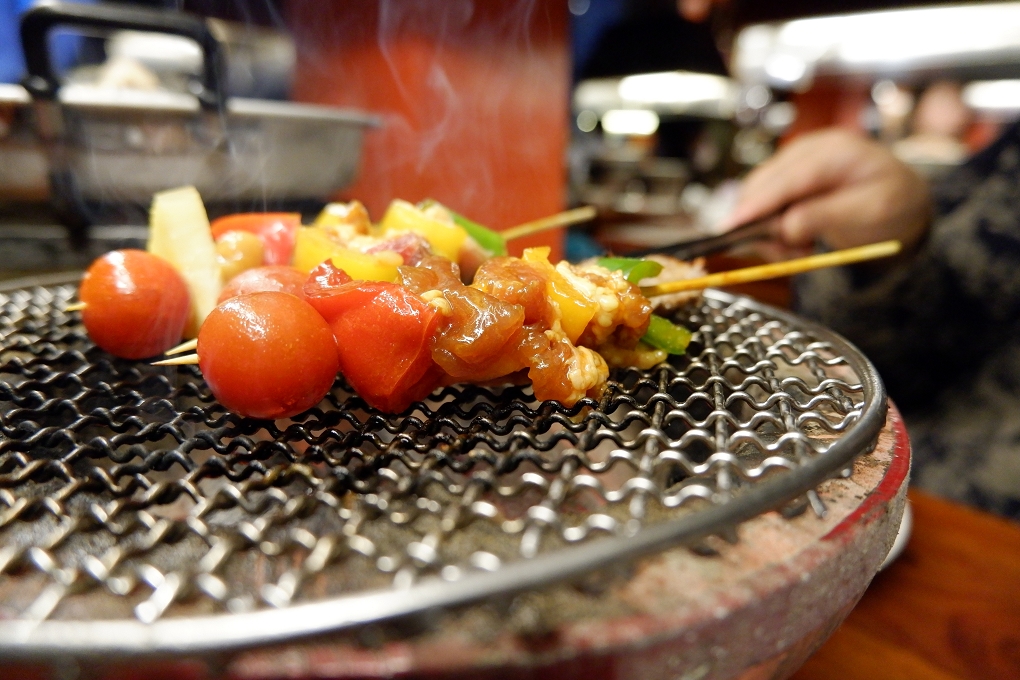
302, 260, 353, 323
210, 213, 301, 266
79, 249, 191, 359
197, 292, 339, 419
218, 265, 308, 304
325, 280, 441, 413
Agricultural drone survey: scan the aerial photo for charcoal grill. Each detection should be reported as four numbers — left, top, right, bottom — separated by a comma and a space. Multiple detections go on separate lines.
0, 273, 890, 662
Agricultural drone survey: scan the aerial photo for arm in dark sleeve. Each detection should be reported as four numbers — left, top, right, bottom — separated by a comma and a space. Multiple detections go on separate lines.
794, 122, 1020, 410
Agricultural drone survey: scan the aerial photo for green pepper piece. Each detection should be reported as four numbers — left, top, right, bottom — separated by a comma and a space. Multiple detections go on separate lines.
419, 198, 508, 256
598, 256, 664, 284
641, 314, 692, 355
451, 212, 508, 256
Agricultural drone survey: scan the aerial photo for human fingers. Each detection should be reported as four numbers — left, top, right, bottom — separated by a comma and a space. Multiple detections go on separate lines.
722, 128, 922, 243
779, 173, 928, 250
721, 132, 861, 230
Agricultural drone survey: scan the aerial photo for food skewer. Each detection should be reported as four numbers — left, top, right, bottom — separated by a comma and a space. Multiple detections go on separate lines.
640, 240, 902, 297
67, 205, 597, 314
154, 239, 903, 374
70, 186, 902, 417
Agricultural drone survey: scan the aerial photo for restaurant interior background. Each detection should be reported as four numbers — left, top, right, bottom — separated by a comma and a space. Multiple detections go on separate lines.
0, 2, 1019, 679
5, 0, 1020, 272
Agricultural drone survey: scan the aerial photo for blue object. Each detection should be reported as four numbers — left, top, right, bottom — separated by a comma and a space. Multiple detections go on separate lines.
0, 0, 96, 84
570, 0, 626, 83
565, 228, 607, 263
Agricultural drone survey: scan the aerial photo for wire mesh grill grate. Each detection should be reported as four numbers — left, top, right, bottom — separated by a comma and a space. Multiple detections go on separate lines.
0, 276, 885, 653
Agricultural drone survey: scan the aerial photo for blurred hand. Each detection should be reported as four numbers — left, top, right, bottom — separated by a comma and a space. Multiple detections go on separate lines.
721, 129, 932, 252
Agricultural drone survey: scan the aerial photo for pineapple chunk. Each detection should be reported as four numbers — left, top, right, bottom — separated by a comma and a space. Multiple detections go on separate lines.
147, 186, 222, 338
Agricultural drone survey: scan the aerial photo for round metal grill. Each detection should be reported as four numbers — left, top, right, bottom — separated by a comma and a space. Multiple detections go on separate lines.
0, 274, 886, 655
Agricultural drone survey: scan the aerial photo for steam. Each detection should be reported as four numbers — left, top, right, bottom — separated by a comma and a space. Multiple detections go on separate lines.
287, 0, 561, 229
377, 0, 469, 176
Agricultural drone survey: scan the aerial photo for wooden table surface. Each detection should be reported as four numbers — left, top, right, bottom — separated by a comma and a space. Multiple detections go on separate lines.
791, 489, 1020, 680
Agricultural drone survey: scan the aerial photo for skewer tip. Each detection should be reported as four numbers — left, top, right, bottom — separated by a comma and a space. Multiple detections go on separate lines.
164, 338, 198, 356
152, 354, 200, 366
65, 301, 87, 312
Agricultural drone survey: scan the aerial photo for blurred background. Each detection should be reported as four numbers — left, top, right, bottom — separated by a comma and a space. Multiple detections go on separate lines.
1, 4, 1019, 679
568, 0, 1020, 260
3, 0, 1020, 274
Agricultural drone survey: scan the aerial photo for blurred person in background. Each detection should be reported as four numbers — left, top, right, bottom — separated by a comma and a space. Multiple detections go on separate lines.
683, 0, 1020, 519
892, 80, 973, 168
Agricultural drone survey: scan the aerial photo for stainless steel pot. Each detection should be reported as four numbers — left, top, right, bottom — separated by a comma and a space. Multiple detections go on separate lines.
11, 1, 378, 226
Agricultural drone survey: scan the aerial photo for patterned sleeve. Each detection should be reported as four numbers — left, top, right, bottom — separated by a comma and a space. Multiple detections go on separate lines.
793, 121, 1020, 411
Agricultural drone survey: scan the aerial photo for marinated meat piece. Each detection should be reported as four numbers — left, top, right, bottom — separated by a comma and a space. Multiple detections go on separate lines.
402, 255, 527, 380
366, 232, 431, 266
474, 256, 656, 396
473, 257, 552, 325
399, 254, 462, 293
638, 255, 706, 310
516, 326, 609, 405
432, 287, 526, 379
562, 261, 653, 349
353, 248, 693, 409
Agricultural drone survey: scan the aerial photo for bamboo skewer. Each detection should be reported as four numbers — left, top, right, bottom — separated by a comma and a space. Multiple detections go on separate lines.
640, 240, 903, 297
165, 338, 198, 355
65, 302, 87, 312
153, 354, 200, 366
501, 206, 597, 241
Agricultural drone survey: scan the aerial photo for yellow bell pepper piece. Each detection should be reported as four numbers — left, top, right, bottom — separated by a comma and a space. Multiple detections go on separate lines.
330, 248, 401, 283
379, 199, 467, 262
293, 226, 340, 273
292, 227, 400, 282
522, 247, 597, 343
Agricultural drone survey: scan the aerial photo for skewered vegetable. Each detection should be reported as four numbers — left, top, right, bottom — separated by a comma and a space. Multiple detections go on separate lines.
215, 230, 264, 284
79, 250, 191, 359
292, 226, 408, 282
217, 265, 308, 303
209, 213, 300, 266
447, 207, 508, 257
303, 260, 353, 321
323, 277, 442, 413
642, 314, 693, 355
147, 186, 221, 336
305, 260, 442, 411
197, 292, 339, 419
597, 256, 664, 284
380, 199, 467, 262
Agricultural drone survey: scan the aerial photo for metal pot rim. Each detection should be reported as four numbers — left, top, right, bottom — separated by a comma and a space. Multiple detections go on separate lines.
1, 81, 380, 127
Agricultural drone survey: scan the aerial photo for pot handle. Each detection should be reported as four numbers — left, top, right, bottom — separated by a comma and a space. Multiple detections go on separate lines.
20, 0, 226, 111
